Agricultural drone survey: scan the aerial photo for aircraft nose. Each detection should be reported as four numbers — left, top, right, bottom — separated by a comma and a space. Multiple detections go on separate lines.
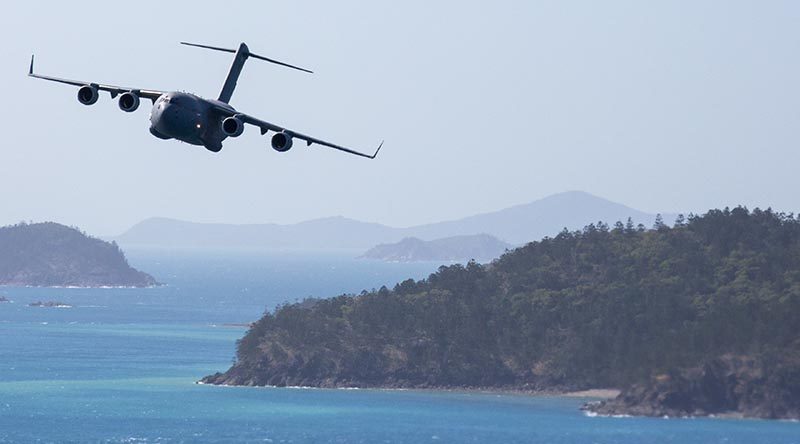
152, 101, 178, 131
151, 97, 204, 141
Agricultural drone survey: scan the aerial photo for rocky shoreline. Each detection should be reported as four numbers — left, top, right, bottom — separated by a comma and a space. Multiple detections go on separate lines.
199, 363, 600, 394
199, 369, 580, 393
198, 372, 619, 399
201, 354, 800, 421
583, 355, 800, 420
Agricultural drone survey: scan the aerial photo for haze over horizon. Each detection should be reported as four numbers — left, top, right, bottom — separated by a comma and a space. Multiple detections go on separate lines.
113, 190, 663, 233
1, 1, 798, 234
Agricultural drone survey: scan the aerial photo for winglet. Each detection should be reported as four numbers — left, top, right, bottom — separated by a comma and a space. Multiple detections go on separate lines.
369, 141, 384, 159
29, 55, 34, 76
305, 138, 384, 159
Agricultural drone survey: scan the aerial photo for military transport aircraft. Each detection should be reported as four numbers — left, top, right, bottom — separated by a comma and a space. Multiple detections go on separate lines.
28, 42, 382, 158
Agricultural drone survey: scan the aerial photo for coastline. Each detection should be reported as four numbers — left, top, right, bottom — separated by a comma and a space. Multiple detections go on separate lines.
562, 389, 621, 398
196, 381, 798, 421
196, 379, 620, 399
0, 283, 163, 289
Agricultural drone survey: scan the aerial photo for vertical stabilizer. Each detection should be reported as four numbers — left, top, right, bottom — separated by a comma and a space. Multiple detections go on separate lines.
218, 43, 250, 104
180, 41, 313, 103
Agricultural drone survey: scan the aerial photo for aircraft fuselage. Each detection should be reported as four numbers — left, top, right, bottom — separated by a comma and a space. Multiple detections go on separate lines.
148, 92, 233, 152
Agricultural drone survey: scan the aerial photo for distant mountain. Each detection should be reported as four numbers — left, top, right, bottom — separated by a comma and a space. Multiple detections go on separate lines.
361, 234, 512, 262
407, 191, 674, 245
114, 216, 401, 250
113, 191, 674, 250
0, 222, 158, 288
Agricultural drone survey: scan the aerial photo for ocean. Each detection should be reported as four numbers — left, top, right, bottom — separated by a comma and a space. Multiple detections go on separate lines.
0, 249, 797, 443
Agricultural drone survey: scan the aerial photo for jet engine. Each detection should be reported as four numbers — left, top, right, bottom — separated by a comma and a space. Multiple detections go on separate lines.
77, 85, 99, 105
221, 116, 244, 137
118, 92, 140, 112
271, 132, 293, 152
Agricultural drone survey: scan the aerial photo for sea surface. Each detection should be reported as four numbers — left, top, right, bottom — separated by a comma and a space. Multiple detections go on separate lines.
0, 249, 797, 443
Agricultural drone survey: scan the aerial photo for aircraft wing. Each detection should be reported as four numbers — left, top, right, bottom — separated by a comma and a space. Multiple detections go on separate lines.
28, 56, 164, 101
214, 106, 382, 159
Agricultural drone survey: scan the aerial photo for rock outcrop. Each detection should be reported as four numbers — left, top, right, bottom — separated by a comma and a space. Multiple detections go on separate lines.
585, 355, 800, 419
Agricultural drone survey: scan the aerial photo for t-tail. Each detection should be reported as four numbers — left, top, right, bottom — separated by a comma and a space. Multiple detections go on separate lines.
180, 42, 313, 104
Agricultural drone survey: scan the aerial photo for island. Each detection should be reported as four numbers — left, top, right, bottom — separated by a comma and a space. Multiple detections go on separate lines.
0, 222, 159, 288
0, 295, 9, 303
28, 301, 72, 308
360, 234, 512, 262
202, 208, 800, 420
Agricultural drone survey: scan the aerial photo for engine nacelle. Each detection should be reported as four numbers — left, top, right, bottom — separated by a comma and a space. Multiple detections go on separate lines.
271, 132, 293, 152
221, 116, 244, 137
77, 85, 99, 105
118, 92, 140, 113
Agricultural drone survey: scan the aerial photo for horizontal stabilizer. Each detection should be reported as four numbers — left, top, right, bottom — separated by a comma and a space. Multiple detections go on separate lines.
179, 41, 236, 54
180, 41, 313, 74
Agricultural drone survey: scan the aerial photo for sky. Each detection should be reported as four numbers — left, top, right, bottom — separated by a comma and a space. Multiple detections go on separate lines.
1, 1, 798, 235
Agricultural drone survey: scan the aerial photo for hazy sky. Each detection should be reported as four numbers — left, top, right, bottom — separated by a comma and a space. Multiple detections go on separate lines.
1, 1, 798, 235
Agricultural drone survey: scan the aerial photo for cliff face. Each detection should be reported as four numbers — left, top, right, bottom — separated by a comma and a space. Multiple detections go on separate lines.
202, 208, 800, 419
586, 355, 800, 420
0, 222, 158, 288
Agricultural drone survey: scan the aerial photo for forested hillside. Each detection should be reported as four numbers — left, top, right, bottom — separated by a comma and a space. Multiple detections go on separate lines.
0, 222, 158, 287
204, 208, 800, 401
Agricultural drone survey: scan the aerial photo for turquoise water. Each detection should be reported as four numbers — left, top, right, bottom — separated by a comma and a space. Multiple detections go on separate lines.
0, 250, 797, 443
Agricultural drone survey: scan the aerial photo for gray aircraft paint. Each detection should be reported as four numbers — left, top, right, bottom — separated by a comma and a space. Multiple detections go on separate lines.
29, 42, 381, 157
218, 43, 251, 104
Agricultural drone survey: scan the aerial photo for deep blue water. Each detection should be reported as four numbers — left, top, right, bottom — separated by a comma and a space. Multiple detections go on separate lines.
0, 250, 797, 443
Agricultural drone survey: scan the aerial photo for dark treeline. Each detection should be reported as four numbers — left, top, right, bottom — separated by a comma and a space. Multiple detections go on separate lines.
206, 208, 800, 391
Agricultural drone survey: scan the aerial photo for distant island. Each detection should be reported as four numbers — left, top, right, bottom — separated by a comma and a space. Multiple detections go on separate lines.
0, 222, 158, 288
360, 234, 512, 262
0, 295, 9, 303
202, 208, 800, 420
29, 301, 72, 308
113, 191, 674, 250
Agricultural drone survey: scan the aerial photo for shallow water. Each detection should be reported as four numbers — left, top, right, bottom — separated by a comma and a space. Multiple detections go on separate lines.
0, 250, 797, 443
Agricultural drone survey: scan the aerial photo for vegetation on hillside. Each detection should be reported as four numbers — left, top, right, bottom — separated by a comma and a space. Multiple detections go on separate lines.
0, 222, 158, 287
204, 208, 800, 396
